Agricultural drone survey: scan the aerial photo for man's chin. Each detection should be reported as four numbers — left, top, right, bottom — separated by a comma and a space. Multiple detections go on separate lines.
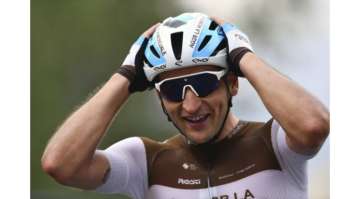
184, 131, 216, 145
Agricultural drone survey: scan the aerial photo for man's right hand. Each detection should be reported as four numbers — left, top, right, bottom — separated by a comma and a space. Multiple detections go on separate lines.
117, 23, 159, 93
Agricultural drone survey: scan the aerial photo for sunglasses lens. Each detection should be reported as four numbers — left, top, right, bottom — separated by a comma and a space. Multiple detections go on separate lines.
192, 74, 220, 97
160, 80, 184, 102
159, 73, 221, 102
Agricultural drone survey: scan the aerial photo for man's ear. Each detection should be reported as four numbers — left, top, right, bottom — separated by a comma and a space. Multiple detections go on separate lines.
226, 73, 239, 96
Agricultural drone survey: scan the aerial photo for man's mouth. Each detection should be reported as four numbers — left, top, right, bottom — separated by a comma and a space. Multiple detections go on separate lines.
183, 114, 210, 123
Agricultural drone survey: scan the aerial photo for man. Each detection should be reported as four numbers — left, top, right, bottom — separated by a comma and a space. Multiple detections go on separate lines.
41, 13, 329, 199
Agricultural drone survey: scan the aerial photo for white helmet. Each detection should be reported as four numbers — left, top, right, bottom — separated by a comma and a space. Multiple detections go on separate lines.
143, 12, 228, 82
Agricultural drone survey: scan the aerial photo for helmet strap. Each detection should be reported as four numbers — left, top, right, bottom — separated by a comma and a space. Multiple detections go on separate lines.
159, 95, 172, 122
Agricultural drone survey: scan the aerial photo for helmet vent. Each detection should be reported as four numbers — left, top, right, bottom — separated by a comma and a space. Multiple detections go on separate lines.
210, 38, 226, 56
198, 35, 211, 51
163, 19, 186, 28
150, 45, 161, 59
171, 32, 183, 60
144, 57, 153, 67
209, 21, 218, 30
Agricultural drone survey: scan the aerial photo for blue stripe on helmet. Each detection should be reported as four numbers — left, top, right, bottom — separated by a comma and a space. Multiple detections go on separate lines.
192, 18, 225, 58
144, 35, 166, 67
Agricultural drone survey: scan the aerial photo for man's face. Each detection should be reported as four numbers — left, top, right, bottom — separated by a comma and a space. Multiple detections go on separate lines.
157, 65, 238, 144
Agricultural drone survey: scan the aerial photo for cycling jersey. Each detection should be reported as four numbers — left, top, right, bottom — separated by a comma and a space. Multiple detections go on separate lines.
95, 119, 315, 199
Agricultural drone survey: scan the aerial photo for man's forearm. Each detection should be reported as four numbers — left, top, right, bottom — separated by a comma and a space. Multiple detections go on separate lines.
42, 73, 130, 178
239, 53, 329, 153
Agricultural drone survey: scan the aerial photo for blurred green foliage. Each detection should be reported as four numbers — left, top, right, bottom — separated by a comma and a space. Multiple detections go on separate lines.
31, 0, 181, 198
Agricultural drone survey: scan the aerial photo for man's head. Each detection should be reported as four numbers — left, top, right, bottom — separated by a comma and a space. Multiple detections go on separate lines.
156, 65, 239, 144
143, 13, 237, 144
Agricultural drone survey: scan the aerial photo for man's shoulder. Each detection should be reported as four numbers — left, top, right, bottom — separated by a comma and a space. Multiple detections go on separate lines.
139, 134, 185, 154
238, 119, 273, 138
138, 134, 187, 179
230, 119, 274, 152
233, 119, 276, 158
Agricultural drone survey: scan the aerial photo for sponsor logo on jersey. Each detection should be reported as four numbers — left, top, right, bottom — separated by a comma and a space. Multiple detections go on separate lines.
211, 189, 255, 199
189, 17, 204, 48
182, 163, 198, 171
235, 163, 256, 175
177, 178, 201, 185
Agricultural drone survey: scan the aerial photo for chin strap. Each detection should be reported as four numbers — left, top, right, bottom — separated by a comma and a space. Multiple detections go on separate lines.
158, 77, 234, 146
159, 95, 186, 140
159, 96, 172, 122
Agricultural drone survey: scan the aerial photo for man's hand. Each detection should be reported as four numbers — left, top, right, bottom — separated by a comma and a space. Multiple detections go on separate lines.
117, 23, 159, 93
212, 17, 253, 77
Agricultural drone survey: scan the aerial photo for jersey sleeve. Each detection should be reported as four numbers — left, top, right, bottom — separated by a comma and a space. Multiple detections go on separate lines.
94, 137, 148, 199
270, 120, 315, 190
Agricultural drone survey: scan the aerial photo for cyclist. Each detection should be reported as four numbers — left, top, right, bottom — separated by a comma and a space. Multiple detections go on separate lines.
41, 13, 329, 199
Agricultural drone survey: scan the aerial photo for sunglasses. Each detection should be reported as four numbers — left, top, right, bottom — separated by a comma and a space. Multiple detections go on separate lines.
155, 70, 227, 102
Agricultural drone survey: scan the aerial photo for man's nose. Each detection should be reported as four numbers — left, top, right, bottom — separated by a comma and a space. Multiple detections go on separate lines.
182, 87, 202, 113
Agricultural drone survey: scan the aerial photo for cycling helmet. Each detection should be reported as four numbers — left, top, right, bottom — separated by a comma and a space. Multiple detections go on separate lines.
143, 12, 228, 82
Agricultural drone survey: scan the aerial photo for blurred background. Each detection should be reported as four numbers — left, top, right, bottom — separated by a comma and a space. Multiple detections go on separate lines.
31, 0, 329, 198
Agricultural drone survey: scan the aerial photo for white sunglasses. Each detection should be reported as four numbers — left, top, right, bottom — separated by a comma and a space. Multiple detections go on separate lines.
155, 70, 227, 102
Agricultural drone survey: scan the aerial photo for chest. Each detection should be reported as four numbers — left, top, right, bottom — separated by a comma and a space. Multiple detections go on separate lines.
147, 136, 288, 199
147, 170, 293, 199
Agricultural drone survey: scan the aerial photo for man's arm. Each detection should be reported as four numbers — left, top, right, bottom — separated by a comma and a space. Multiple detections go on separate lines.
214, 17, 330, 155
239, 53, 329, 155
41, 23, 159, 189
41, 74, 130, 189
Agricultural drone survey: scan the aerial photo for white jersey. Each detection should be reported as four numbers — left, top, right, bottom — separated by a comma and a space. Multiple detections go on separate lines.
95, 120, 315, 199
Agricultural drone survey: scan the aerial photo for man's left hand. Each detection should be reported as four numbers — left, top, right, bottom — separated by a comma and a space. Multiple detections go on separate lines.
212, 17, 254, 77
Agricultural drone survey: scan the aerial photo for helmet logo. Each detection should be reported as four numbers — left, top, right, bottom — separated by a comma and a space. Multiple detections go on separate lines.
153, 64, 166, 71
189, 17, 205, 48
192, 58, 209, 63
175, 60, 183, 66
157, 33, 166, 55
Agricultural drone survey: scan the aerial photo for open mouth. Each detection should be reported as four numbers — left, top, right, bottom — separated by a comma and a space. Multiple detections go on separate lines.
183, 114, 210, 123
